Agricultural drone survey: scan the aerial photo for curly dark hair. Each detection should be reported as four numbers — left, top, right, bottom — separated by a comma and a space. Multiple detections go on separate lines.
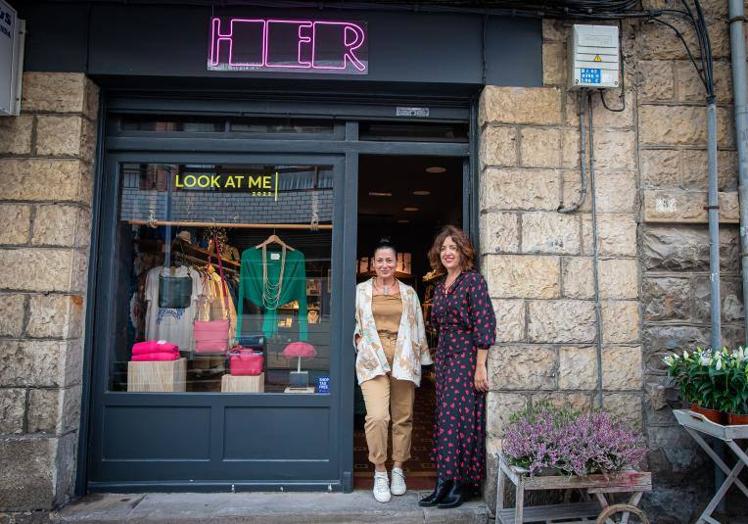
427, 225, 475, 274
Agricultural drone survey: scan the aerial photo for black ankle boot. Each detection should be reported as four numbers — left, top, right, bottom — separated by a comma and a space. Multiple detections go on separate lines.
437, 480, 465, 509
418, 477, 452, 507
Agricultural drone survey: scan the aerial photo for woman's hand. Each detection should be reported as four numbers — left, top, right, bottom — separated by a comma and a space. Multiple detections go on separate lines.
474, 362, 489, 392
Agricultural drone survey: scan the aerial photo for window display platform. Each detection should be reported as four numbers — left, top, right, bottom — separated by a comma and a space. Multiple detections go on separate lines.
221, 373, 264, 393
127, 358, 187, 392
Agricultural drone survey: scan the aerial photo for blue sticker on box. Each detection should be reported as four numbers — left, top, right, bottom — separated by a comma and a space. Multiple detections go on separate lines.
317, 376, 330, 394
580, 68, 601, 84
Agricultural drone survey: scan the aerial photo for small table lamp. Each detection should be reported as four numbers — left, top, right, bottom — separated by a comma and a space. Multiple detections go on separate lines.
282, 342, 317, 388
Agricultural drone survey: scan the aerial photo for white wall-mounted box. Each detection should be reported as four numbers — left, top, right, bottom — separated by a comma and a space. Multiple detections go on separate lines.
0, 0, 24, 116
568, 24, 619, 90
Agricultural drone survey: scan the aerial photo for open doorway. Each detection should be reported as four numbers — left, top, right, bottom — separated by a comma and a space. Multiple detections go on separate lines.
354, 154, 464, 490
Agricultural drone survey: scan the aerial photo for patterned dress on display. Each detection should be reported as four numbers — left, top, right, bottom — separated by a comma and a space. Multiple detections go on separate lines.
430, 271, 497, 482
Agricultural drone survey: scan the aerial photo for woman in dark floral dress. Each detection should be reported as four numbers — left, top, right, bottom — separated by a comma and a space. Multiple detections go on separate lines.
419, 225, 496, 509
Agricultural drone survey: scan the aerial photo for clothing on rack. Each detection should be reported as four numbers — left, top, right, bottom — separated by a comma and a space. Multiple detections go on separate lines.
196, 269, 238, 346
144, 265, 203, 352
236, 246, 308, 341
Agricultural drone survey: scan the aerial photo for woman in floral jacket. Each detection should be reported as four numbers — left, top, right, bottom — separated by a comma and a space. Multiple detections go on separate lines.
354, 238, 433, 503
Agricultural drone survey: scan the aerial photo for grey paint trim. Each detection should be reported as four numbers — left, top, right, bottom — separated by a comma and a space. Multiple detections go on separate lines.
81, 95, 474, 492
106, 96, 472, 122
104, 137, 469, 156
75, 90, 107, 498
469, 94, 481, 260
87, 151, 346, 489
88, 481, 344, 493
18, 3, 542, 88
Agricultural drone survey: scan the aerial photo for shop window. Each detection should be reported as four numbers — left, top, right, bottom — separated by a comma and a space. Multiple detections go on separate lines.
117, 115, 335, 136
229, 117, 334, 135
119, 116, 225, 132
359, 122, 469, 142
112, 162, 334, 395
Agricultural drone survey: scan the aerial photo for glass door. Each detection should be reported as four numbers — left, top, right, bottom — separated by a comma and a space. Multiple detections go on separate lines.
87, 153, 349, 489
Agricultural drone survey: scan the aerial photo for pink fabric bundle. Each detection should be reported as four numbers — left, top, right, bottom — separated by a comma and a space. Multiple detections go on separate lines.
132, 352, 180, 361
282, 342, 317, 359
131, 340, 180, 361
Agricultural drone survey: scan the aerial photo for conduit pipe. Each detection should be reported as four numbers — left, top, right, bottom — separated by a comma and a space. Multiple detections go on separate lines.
708, 95, 722, 351
729, 0, 748, 345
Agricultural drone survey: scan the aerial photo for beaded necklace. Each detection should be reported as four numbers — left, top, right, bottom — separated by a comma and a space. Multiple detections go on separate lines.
261, 245, 287, 310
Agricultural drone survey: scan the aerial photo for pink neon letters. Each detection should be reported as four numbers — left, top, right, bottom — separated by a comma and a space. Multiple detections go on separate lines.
208, 17, 367, 74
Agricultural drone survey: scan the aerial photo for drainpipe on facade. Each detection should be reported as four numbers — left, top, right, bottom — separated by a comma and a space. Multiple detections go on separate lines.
707, 96, 722, 351
728, 0, 748, 345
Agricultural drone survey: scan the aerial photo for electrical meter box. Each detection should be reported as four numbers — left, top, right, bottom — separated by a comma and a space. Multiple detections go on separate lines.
569, 24, 619, 90
0, 0, 24, 116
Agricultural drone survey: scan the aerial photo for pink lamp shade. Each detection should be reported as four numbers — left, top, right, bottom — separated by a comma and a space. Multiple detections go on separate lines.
282, 342, 317, 359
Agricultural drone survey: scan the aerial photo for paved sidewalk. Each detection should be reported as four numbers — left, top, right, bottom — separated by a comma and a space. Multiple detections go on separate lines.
52, 491, 490, 524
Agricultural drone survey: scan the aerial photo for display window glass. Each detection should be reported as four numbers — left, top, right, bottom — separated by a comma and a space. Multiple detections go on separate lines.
110, 162, 333, 394
117, 115, 335, 136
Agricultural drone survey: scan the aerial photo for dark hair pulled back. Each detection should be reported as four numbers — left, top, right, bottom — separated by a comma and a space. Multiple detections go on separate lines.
373, 237, 397, 256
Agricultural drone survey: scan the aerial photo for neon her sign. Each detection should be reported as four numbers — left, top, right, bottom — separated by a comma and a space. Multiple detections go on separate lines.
207, 17, 368, 75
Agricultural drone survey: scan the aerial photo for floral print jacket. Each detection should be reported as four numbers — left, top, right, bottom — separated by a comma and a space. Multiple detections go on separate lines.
353, 278, 433, 386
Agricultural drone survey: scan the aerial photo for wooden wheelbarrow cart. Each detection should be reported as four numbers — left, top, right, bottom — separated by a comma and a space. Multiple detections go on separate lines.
495, 453, 653, 524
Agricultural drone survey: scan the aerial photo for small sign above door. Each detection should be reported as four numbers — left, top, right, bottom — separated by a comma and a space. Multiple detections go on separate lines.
207, 17, 368, 75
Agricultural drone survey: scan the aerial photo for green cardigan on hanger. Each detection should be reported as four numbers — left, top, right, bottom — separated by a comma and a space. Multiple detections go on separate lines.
236, 247, 308, 341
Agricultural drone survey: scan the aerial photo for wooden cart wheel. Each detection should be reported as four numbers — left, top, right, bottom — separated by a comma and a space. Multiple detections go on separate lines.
596, 503, 649, 524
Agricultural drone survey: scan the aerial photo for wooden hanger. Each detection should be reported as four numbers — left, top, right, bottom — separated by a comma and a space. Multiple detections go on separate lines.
256, 233, 295, 251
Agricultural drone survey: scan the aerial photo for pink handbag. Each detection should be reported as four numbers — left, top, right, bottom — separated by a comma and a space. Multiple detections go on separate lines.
229, 348, 264, 376
132, 340, 179, 355
194, 319, 231, 353
193, 236, 231, 354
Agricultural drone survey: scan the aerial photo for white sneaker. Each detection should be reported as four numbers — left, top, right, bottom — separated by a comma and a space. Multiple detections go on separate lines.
373, 471, 391, 503
390, 467, 407, 496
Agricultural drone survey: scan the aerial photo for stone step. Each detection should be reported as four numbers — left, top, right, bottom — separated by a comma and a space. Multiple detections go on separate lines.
52, 492, 490, 524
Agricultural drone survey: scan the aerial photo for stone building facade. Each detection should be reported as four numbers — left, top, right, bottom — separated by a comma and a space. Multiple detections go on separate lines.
0, 74, 99, 516
0, 1, 745, 521
480, 2, 745, 522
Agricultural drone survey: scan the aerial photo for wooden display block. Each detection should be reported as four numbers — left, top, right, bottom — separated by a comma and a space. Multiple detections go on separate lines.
127, 358, 186, 392
221, 373, 265, 393
284, 386, 316, 394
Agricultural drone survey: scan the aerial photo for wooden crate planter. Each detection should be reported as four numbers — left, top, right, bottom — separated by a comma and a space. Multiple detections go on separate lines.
496, 453, 652, 524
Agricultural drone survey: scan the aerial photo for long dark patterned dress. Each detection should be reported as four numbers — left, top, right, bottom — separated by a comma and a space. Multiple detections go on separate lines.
430, 270, 496, 482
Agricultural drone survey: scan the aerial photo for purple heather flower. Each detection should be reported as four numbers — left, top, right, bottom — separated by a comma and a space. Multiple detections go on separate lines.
503, 405, 646, 476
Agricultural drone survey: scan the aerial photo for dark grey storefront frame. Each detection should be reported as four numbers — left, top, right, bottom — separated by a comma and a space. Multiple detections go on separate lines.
79, 94, 474, 494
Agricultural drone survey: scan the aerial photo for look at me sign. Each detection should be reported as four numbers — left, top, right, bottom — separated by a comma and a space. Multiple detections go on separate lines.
207, 17, 368, 75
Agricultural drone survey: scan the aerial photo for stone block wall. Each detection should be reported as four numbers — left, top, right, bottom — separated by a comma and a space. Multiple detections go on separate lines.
0, 73, 98, 516
480, 3, 742, 521
636, 1, 744, 519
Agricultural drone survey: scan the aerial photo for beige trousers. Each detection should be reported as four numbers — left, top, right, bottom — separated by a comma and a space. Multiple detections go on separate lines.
360, 333, 415, 465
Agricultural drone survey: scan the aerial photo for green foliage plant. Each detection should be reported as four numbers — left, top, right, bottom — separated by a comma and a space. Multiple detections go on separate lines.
664, 347, 748, 414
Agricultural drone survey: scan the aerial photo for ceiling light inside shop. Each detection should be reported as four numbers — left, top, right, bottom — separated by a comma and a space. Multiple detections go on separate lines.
413, 190, 431, 196
425, 166, 446, 174
403, 207, 419, 212
368, 191, 393, 197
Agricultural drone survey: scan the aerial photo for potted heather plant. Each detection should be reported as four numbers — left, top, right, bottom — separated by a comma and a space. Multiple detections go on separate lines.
502, 403, 646, 477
